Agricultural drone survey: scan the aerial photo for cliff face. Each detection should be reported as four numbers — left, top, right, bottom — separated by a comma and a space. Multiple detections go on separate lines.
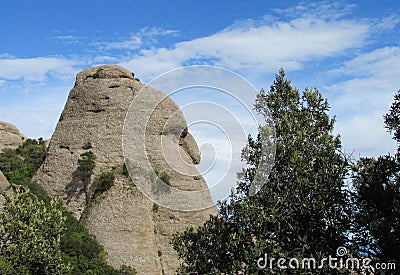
0, 121, 26, 152
0, 170, 13, 213
35, 65, 218, 274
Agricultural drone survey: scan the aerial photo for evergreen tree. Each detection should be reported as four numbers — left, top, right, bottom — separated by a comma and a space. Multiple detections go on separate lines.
172, 69, 350, 274
351, 90, 400, 268
77, 151, 96, 205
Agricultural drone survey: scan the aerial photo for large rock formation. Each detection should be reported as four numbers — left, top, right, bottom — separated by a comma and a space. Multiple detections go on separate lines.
35, 65, 218, 274
0, 120, 26, 152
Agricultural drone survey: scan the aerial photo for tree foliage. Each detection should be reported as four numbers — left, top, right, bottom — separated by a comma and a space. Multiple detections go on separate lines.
351, 90, 400, 268
0, 138, 46, 186
0, 141, 136, 274
172, 69, 351, 274
0, 188, 70, 274
91, 169, 115, 201
77, 151, 96, 205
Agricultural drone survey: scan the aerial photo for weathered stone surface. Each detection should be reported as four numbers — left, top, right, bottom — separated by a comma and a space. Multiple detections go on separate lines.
0, 170, 13, 212
0, 120, 26, 152
35, 65, 218, 274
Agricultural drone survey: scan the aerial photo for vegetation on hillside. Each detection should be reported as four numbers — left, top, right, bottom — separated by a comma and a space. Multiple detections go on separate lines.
0, 139, 136, 274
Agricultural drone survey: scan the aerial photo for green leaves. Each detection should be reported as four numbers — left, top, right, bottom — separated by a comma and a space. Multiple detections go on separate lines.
350, 90, 400, 267
0, 188, 70, 274
172, 69, 350, 274
76, 151, 96, 205
0, 138, 46, 186
91, 169, 115, 201
77, 151, 96, 184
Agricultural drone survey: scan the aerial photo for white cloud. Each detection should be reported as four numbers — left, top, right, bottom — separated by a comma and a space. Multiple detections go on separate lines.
0, 85, 70, 139
95, 27, 179, 52
273, 1, 357, 21
335, 114, 396, 158
120, 13, 370, 81
374, 15, 400, 32
326, 47, 400, 157
0, 53, 15, 59
102, 35, 143, 51
327, 47, 400, 114
52, 35, 81, 45
0, 57, 79, 81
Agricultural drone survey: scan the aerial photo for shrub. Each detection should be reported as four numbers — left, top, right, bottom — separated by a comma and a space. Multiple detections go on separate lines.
122, 162, 129, 176
91, 169, 115, 201
118, 265, 137, 275
92, 71, 101, 79
154, 168, 171, 186
152, 203, 159, 213
0, 138, 46, 185
0, 188, 69, 274
77, 151, 96, 183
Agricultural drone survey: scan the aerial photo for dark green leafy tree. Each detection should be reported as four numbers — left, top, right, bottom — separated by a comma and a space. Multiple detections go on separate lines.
0, 188, 70, 274
351, 90, 400, 268
77, 151, 96, 205
172, 69, 350, 274
91, 169, 115, 201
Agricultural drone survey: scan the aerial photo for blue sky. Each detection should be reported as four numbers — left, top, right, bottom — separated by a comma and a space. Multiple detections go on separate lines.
1, 0, 399, 201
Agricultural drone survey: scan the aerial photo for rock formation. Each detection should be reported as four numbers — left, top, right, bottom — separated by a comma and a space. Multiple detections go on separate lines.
0, 170, 13, 213
0, 120, 26, 152
35, 65, 218, 274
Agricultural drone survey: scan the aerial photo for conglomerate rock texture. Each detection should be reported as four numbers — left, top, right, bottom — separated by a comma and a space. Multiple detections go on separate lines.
0, 170, 13, 213
34, 65, 218, 274
0, 120, 26, 152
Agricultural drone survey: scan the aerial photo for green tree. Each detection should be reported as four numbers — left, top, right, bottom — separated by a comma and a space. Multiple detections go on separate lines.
351, 90, 400, 268
91, 169, 115, 201
172, 69, 350, 274
77, 151, 96, 205
0, 188, 70, 274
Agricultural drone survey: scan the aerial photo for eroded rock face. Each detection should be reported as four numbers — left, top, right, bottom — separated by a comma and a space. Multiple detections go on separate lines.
35, 65, 218, 274
0, 170, 13, 212
0, 121, 26, 152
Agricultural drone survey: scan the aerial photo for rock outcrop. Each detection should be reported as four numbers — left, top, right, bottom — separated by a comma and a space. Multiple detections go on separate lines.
0, 120, 26, 152
0, 170, 13, 212
35, 65, 218, 274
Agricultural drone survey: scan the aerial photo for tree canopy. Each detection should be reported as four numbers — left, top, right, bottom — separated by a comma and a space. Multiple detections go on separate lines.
172, 69, 351, 274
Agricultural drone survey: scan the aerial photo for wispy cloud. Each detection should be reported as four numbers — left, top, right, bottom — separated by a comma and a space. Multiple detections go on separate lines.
0, 53, 15, 59
326, 46, 400, 156
273, 1, 357, 20
52, 35, 82, 45
0, 57, 79, 81
93, 27, 180, 52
